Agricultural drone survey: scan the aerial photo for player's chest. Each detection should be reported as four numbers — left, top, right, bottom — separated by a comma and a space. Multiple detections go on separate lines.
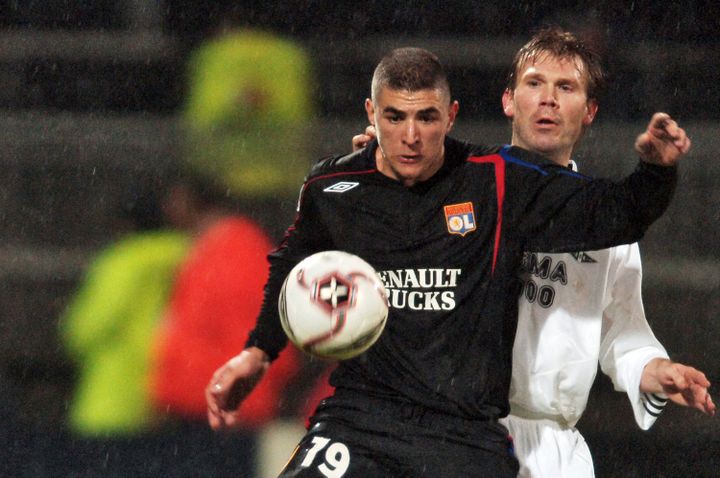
314, 175, 500, 263
519, 249, 613, 309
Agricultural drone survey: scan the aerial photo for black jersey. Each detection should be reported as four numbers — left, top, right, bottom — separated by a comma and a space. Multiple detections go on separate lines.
247, 136, 676, 420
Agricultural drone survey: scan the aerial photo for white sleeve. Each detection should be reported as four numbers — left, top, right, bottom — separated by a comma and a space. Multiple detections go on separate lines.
598, 243, 670, 430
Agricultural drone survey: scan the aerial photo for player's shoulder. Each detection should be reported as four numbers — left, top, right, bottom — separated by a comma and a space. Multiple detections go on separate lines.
447, 139, 564, 171
307, 146, 374, 181
445, 136, 499, 160
447, 139, 562, 175
505, 146, 559, 169
501, 146, 596, 181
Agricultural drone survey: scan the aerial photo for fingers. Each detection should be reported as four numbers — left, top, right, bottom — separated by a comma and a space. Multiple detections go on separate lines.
676, 133, 691, 154
207, 405, 224, 430
205, 357, 247, 429
204, 348, 270, 430
207, 404, 241, 430
352, 134, 371, 151
634, 132, 655, 159
681, 365, 711, 388
686, 383, 715, 415
636, 112, 691, 165
205, 368, 231, 429
351, 126, 378, 152
206, 380, 224, 416
648, 113, 675, 140
704, 392, 716, 416
647, 112, 671, 134
206, 376, 245, 430
676, 365, 714, 415
649, 114, 690, 150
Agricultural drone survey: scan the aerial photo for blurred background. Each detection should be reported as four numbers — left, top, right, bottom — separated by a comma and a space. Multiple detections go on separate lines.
0, 1, 717, 477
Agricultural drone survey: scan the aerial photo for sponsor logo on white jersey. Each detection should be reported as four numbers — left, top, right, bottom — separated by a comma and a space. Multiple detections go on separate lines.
323, 181, 359, 193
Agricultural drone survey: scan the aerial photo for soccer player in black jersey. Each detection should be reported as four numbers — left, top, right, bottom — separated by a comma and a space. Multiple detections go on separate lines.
206, 47, 689, 477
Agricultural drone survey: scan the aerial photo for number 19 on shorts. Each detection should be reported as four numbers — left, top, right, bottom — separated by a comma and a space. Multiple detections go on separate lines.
300, 436, 350, 478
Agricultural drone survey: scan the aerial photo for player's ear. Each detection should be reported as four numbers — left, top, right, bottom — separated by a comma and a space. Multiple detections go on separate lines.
365, 98, 375, 126
583, 99, 598, 126
502, 89, 514, 119
446, 100, 459, 133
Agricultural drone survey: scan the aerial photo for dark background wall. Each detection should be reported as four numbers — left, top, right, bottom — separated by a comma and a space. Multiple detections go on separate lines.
0, 1, 717, 476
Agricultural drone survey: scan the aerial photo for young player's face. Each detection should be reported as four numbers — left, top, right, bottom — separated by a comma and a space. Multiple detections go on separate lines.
502, 53, 598, 165
366, 87, 458, 187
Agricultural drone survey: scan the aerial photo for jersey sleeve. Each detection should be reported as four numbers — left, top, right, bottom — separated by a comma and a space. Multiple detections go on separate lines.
597, 243, 669, 430
503, 146, 678, 253
245, 168, 335, 361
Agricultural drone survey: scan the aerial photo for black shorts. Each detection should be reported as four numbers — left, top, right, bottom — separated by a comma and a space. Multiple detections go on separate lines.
278, 392, 518, 478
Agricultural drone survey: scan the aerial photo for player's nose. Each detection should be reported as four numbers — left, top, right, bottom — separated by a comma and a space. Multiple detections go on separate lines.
402, 120, 419, 145
539, 86, 558, 107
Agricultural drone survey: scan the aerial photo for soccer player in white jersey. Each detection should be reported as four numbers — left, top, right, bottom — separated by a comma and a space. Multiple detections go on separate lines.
352, 28, 715, 478
498, 27, 715, 477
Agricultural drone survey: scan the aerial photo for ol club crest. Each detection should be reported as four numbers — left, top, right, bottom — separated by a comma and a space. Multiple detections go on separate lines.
444, 202, 477, 236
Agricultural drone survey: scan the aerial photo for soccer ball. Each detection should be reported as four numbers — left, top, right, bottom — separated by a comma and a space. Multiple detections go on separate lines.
279, 250, 389, 360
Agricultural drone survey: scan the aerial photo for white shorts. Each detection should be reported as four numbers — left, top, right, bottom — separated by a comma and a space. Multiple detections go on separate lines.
500, 414, 594, 478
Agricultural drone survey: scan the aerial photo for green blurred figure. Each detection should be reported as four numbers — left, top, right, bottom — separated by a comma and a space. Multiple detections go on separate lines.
60, 177, 190, 438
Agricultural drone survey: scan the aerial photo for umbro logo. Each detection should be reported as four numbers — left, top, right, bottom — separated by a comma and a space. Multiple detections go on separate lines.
570, 252, 597, 263
324, 181, 359, 193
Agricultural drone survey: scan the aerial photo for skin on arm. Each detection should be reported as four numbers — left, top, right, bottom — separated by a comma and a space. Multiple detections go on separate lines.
640, 357, 716, 416
635, 112, 691, 166
205, 346, 270, 430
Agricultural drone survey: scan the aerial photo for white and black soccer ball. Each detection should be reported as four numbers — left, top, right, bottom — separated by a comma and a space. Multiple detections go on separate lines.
279, 250, 389, 360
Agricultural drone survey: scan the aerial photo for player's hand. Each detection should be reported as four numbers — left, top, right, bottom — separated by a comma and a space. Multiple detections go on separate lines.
352, 125, 377, 151
635, 112, 691, 166
641, 358, 716, 416
206, 347, 270, 430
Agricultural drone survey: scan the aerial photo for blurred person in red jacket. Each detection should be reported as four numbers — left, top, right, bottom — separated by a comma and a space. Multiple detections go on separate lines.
149, 168, 303, 476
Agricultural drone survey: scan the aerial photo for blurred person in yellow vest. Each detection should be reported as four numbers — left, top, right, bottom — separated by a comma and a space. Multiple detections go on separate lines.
57, 170, 193, 475
60, 173, 191, 438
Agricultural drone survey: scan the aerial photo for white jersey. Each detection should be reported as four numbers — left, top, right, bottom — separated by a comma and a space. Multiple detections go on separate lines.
501, 162, 670, 477
509, 242, 669, 428
503, 241, 670, 477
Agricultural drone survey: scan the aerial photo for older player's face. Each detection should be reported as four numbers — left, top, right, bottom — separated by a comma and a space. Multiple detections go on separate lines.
366, 87, 458, 187
502, 53, 598, 166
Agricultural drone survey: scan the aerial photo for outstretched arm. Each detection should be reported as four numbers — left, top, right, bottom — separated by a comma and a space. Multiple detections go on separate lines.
206, 346, 270, 430
361, 113, 690, 164
635, 112, 691, 166
641, 357, 716, 416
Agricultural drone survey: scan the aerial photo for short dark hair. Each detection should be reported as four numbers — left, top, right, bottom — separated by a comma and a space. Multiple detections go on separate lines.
506, 27, 606, 101
371, 47, 451, 102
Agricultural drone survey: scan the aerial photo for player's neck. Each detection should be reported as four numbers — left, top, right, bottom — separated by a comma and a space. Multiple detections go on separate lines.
545, 150, 572, 167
